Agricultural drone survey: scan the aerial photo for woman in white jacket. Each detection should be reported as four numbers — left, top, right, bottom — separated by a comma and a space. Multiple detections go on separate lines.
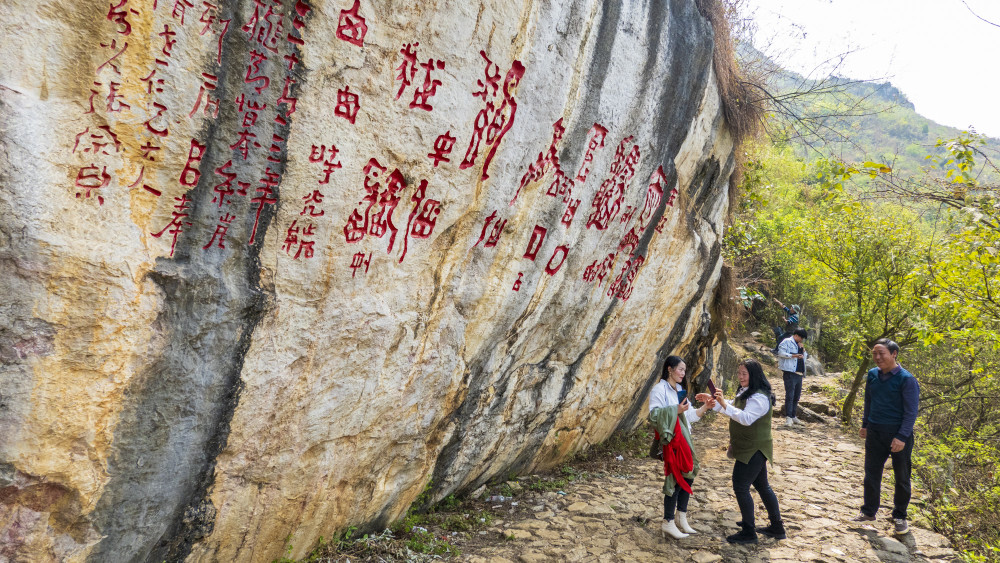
648, 355, 716, 539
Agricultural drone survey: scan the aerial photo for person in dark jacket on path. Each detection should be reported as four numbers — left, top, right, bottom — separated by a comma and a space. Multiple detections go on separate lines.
770, 298, 800, 352
852, 339, 920, 535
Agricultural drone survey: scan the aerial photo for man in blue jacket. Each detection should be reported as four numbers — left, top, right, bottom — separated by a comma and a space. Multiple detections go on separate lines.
853, 339, 920, 535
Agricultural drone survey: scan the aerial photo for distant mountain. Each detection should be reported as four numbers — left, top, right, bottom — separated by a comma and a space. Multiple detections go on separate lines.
739, 43, 1000, 181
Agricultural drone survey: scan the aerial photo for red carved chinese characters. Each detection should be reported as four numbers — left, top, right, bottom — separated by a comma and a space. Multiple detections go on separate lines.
151, 194, 193, 256
248, 167, 279, 244
282, 220, 316, 259
582, 253, 615, 285
460, 51, 525, 181
309, 144, 342, 184
203, 213, 235, 249
212, 160, 237, 207
395, 42, 418, 100
344, 159, 442, 265
179, 138, 207, 186
368, 169, 405, 251
282, 144, 332, 260
561, 199, 579, 226
350, 252, 372, 277
620, 205, 636, 225
544, 245, 569, 275
145, 103, 169, 139
189, 73, 220, 118
287, 1, 311, 46
574, 123, 608, 184
512, 118, 565, 206
607, 255, 645, 300
427, 131, 456, 167
242, 0, 283, 53
98, 39, 128, 74
107, 0, 138, 35
204, 157, 246, 250
127, 165, 160, 196
523, 225, 547, 260
74, 165, 111, 205
586, 136, 640, 230
72, 126, 121, 155
199, 1, 231, 64
245, 49, 270, 94
409, 58, 445, 112
344, 158, 386, 243
172, 0, 195, 24
335, 85, 360, 124
636, 166, 665, 232
399, 179, 441, 263
336, 0, 367, 47
473, 210, 506, 248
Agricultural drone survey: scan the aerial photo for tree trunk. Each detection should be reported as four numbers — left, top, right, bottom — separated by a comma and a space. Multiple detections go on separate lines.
840, 360, 870, 425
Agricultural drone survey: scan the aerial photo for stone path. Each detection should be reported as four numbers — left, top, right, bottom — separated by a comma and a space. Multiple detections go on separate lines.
461, 374, 957, 562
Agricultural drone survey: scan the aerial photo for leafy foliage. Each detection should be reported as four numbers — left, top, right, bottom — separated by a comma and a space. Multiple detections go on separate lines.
726, 124, 1000, 556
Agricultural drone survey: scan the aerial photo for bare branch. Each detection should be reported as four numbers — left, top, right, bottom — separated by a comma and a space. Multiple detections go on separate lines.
961, 0, 1000, 28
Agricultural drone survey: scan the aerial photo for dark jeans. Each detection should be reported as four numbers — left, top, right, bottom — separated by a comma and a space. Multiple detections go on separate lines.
862, 428, 913, 519
782, 371, 803, 418
732, 451, 782, 529
663, 478, 694, 519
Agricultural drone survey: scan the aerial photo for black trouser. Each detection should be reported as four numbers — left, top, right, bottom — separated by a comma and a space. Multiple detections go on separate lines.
663, 478, 694, 520
862, 428, 913, 519
782, 371, 803, 418
732, 451, 781, 529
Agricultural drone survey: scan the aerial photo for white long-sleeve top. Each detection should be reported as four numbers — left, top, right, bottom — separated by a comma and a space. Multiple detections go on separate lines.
776, 336, 802, 372
648, 379, 702, 424
713, 387, 770, 426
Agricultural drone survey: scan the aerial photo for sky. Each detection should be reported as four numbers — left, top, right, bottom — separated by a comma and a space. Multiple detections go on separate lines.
740, 0, 1000, 138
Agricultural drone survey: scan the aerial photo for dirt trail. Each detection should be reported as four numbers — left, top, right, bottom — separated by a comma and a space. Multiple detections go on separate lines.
461, 372, 957, 563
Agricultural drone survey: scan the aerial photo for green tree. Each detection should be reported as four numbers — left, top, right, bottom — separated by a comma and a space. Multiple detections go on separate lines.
787, 187, 925, 423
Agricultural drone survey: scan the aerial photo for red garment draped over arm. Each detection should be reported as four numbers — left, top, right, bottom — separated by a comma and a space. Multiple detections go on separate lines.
655, 418, 693, 494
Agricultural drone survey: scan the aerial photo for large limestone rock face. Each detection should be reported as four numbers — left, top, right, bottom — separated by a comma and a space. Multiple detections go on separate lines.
0, 0, 734, 561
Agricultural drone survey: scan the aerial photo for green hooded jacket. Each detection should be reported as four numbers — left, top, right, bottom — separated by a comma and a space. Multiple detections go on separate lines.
648, 404, 700, 495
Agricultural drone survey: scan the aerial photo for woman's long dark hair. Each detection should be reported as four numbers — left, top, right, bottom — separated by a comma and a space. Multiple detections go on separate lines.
741, 359, 774, 404
661, 355, 685, 381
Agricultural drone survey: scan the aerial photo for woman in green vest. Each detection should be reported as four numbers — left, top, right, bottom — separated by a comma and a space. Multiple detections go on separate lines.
711, 358, 786, 544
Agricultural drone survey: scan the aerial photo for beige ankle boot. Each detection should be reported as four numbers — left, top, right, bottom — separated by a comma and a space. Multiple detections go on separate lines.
676, 511, 697, 534
661, 519, 689, 539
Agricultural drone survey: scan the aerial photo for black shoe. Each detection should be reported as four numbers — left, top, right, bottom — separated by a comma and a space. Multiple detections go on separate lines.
757, 523, 786, 539
726, 527, 758, 544
851, 513, 876, 522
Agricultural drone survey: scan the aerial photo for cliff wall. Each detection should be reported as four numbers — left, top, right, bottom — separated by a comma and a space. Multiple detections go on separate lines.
0, 0, 735, 560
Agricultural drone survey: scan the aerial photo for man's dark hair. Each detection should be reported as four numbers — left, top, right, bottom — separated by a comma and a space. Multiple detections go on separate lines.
873, 338, 900, 356
793, 328, 808, 339
661, 355, 685, 380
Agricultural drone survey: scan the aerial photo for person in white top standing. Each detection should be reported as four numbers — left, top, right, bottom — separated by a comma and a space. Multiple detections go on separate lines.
776, 328, 808, 426
648, 356, 716, 539
705, 359, 785, 544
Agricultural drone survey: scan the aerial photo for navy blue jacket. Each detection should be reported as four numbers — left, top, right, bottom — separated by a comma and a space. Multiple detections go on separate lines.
861, 365, 919, 442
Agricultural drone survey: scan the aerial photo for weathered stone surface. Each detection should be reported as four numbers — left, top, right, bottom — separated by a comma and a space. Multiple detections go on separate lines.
0, 1, 734, 561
